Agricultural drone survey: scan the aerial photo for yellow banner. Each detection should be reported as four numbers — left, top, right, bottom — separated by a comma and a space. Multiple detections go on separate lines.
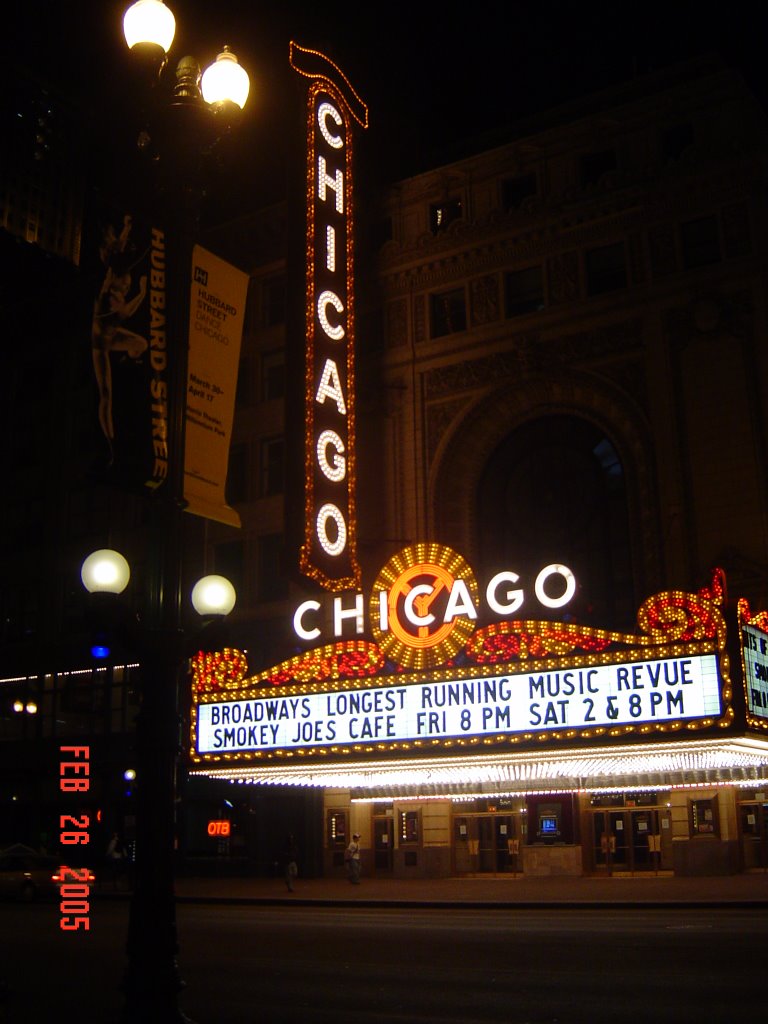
184, 245, 248, 526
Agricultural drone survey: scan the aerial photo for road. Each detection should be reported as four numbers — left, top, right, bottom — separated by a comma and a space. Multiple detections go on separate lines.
2, 900, 765, 1023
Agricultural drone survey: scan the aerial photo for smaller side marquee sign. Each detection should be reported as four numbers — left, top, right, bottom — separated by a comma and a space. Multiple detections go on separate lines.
190, 552, 734, 765
739, 598, 768, 728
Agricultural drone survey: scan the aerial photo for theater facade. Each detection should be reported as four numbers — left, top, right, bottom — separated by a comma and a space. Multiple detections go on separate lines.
189, 543, 768, 877
190, 57, 768, 877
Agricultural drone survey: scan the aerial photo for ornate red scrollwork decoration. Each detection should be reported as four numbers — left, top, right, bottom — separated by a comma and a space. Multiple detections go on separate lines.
258, 640, 385, 687
191, 649, 249, 694
466, 621, 615, 664
738, 596, 768, 634
636, 568, 725, 645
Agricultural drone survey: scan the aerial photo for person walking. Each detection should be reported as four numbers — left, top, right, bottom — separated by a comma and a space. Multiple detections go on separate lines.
283, 834, 299, 892
345, 833, 361, 884
106, 832, 127, 890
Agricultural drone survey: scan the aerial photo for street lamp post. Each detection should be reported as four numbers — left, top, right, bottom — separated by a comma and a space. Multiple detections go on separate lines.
81, 4, 250, 1020
81, 548, 237, 1022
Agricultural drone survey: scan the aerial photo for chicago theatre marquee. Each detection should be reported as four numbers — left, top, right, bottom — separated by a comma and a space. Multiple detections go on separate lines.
189, 542, 768, 878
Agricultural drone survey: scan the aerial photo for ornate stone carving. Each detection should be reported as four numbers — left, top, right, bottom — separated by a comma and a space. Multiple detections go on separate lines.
469, 275, 500, 326
547, 251, 579, 303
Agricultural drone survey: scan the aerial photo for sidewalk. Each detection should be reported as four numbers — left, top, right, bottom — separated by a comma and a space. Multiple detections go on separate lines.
105, 870, 768, 908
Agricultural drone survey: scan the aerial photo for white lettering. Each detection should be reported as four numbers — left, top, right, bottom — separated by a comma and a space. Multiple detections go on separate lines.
317, 101, 343, 148
486, 571, 524, 615
315, 359, 347, 414
443, 579, 478, 623
293, 600, 322, 641
535, 564, 577, 609
318, 156, 344, 213
334, 593, 365, 635
317, 290, 345, 341
317, 503, 347, 557
317, 429, 346, 482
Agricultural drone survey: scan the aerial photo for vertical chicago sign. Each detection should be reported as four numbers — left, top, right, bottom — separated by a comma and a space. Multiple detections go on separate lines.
290, 42, 368, 591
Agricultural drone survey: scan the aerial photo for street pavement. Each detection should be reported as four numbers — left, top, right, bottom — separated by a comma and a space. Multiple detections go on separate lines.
99, 869, 768, 908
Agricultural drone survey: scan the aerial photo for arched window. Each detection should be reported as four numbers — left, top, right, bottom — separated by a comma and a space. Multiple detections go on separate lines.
476, 415, 635, 628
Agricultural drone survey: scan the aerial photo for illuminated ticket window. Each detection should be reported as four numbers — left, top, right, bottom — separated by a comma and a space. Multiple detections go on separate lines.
327, 809, 347, 848
399, 810, 419, 845
689, 797, 719, 837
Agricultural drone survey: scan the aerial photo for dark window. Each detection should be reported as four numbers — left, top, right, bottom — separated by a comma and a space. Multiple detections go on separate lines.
580, 149, 617, 188
260, 350, 285, 402
476, 416, 635, 629
214, 540, 245, 601
369, 215, 393, 249
430, 288, 467, 337
504, 266, 544, 316
680, 216, 721, 269
260, 437, 284, 496
430, 198, 462, 234
257, 533, 288, 601
502, 173, 537, 211
661, 122, 694, 161
585, 242, 627, 295
226, 443, 248, 504
235, 356, 253, 409
262, 275, 286, 327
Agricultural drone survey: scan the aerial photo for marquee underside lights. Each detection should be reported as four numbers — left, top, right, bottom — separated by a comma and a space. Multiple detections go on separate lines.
190, 568, 735, 766
188, 737, 768, 793
290, 43, 368, 591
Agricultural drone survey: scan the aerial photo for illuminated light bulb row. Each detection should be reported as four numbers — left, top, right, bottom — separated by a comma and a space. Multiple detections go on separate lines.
299, 76, 360, 592
191, 649, 248, 692
189, 739, 768, 783
315, 504, 347, 558
637, 585, 724, 645
738, 596, 768, 633
289, 42, 369, 129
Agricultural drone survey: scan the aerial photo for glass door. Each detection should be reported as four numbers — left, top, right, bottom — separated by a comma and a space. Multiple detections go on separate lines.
740, 802, 768, 870
592, 811, 628, 873
373, 815, 394, 873
593, 809, 666, 873
453, 813, 520, 874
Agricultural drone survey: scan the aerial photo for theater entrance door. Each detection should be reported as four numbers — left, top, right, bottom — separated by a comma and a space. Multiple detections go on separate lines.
453, 813, 521, 874
591, 809, 667, 874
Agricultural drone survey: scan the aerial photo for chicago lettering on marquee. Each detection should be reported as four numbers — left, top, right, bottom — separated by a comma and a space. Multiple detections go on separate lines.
290, 43, 368, 591
291, 542, 577, 670
190, 559, 734, 764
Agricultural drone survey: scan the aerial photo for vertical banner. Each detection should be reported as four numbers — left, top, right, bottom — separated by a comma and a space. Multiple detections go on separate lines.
87, 207, 173, 494
290, 42, 367, 591
184, 245, 248, 527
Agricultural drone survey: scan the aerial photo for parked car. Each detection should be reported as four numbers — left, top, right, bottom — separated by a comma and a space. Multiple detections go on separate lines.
0, 845, 95, 902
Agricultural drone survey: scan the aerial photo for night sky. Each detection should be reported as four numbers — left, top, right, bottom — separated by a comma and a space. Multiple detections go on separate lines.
5, 1, 768, 209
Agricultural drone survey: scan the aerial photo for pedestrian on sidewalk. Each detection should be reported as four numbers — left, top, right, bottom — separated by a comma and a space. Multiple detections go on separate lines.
345, 833, 361, 884
106, 831, 128, 890
283, 834, 299, 892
